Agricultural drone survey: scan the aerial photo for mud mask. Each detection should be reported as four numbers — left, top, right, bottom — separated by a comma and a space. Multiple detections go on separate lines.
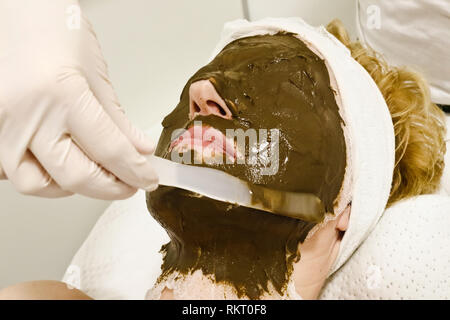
147, 33, 346, 299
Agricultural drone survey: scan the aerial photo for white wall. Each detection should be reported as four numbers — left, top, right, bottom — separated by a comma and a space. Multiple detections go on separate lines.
0, 193, 110, 287
0, 0, 359, 289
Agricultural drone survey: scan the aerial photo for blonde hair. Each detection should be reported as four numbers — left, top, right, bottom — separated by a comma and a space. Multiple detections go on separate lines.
326, 19, 447, 206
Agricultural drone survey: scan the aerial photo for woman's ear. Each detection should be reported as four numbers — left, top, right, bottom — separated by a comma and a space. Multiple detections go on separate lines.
337, 205, 351, 232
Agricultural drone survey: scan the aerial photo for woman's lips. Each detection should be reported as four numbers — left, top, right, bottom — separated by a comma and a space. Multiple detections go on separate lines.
169, 125, 237, 162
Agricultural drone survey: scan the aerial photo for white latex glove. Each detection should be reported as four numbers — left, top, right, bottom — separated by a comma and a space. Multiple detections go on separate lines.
0, 0, 159, 199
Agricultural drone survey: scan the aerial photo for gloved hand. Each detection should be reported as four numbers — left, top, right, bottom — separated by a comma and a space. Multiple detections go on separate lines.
0, 0, 158, 199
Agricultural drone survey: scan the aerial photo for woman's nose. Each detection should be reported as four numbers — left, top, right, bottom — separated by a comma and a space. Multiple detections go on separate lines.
189, 79, 232, 120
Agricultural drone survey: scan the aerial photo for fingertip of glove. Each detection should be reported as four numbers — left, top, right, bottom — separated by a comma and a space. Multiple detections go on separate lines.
143, 177, 159, 192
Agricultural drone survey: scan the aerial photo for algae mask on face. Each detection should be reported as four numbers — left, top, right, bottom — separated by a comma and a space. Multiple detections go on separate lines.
147, 33, 346, 299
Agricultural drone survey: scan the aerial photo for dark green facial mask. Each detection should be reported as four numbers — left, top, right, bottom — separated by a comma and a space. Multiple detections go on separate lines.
147, 33, 346, 299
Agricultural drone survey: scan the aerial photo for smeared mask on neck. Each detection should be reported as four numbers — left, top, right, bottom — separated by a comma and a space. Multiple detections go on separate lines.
147, 33, 346, 299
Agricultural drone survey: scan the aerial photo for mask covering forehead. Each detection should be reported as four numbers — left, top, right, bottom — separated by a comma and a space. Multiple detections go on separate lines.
147, 33, 347, 299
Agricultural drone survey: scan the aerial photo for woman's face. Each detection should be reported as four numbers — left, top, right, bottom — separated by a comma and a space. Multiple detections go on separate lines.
155, 33, 346, 213
148, 33, 348, 299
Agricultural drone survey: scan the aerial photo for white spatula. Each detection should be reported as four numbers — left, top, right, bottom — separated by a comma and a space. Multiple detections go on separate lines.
147, 155, 325, 222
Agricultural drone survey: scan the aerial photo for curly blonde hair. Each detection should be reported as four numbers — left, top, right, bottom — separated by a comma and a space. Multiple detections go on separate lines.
326, 19, 447, 206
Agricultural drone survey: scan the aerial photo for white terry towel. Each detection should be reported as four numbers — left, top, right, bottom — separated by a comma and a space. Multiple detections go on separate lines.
320, 194, 450, 300
63, 17, 397, 298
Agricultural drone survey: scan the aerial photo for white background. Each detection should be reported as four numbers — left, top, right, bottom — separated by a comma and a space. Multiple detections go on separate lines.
0, 0, 357, 288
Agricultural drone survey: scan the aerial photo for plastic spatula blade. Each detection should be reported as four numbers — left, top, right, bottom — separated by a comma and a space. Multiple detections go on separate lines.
147, 155, 325, 222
